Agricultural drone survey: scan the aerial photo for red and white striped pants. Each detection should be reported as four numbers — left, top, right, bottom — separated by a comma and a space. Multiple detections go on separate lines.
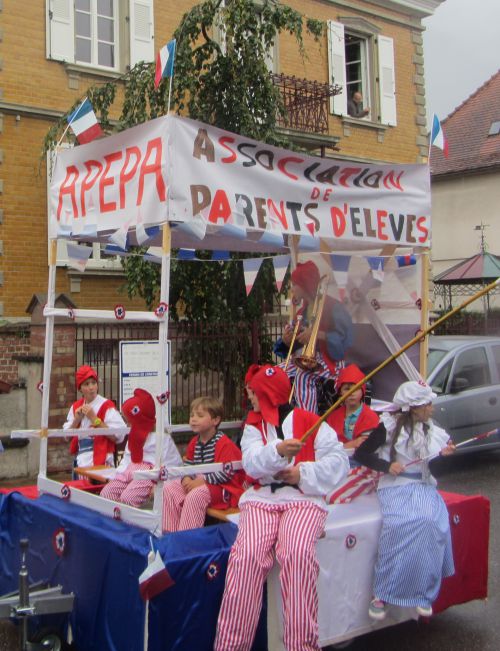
214, 500, 327, 651
99, 462, 153, 508
162, 479, 211, 533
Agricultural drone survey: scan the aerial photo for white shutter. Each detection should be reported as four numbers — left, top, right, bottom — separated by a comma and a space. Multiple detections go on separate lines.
129, 0, 155, 67
46, 0, 74, 62
378, 35, 397, 126
327, 21, 347, 116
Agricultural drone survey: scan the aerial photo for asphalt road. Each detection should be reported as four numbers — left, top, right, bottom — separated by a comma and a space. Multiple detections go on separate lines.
332, 449, 500, 651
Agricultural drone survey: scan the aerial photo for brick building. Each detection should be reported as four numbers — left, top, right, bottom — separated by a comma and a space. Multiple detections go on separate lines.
0, 1, 443, 462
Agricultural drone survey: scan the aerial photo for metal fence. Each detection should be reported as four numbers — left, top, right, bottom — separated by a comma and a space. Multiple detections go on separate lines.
76, 316, 287, 423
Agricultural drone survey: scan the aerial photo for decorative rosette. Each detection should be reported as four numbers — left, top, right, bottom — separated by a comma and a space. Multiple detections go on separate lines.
206, 562, 220, 581
113, 506, 122, 521
60, 484, 71, 500
156, 391, 170, 405
114, 304, 126, 320
345, 534, 357, 549
155, 302, 169, 318
159, 466, 169, 481
36, 381, 44, 394
68, 308, 75, 321
265, 367, 275, 377
52, 527, 67, 556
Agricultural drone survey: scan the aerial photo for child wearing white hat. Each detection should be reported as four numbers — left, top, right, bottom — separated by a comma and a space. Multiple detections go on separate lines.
354, 380, 456, 620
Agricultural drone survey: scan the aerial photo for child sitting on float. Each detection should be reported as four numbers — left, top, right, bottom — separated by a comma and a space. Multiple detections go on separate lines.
100, 388, 181, 507
162, 396, 244, 533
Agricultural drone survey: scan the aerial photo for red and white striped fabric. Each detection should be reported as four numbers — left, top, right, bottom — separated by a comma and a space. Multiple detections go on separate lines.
327, 466, 381, 504
162, 479, 212, 532
215, 501, 327, 651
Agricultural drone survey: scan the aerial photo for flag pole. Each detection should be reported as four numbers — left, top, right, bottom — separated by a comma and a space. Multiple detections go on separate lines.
56, 96, 88, 149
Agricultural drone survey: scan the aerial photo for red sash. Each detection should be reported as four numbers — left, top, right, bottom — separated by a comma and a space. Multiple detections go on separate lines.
69, 398, 116, 465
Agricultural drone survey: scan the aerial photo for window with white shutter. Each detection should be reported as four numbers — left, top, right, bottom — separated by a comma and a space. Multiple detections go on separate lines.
327, 20, 396, 126
46, 0, 155, 72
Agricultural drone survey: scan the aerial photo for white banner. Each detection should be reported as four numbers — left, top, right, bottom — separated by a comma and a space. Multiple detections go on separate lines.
168, 116, 431, 248
49, 115, 431, 250
50, 116, 170, 238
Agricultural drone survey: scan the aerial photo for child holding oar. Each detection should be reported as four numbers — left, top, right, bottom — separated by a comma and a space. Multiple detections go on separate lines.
215, 365, 348, 651
354, 380, 456, 620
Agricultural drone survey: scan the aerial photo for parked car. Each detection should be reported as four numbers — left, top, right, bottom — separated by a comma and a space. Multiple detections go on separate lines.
427, 335, 500, 451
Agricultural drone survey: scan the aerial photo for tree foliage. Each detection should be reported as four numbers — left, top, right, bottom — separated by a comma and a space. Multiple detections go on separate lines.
43, 0, 324, 323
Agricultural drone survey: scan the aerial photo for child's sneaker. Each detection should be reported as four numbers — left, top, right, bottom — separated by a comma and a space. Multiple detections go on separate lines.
416, 605, 433, 617
368, 598, 387, 620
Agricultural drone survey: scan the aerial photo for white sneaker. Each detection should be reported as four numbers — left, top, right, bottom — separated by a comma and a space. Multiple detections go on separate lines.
416, 605, 433, 617
368, 598, 387, 621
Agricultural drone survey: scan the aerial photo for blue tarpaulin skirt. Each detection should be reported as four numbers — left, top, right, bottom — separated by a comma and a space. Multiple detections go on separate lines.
374, 482, 455, 608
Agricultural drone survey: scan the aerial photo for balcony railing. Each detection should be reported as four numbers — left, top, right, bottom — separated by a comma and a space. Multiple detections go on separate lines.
272, 73, 342, 135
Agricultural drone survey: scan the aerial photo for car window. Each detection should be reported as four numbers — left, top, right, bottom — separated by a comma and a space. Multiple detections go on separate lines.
491, 344, 500, 380
427, 348, 448, 375
451, 346, 491, 391
430, 359, 452, 394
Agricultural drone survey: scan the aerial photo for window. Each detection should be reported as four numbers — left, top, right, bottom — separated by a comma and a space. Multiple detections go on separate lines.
327, 20, 396, 126
451, 347, 490, 392
212, 0, 277, 74
46, 0, 154, 72
488, 120, 500, 136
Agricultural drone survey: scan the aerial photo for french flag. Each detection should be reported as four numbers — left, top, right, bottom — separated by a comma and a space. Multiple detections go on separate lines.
66, 242, 93, 272
243, 258, 264, 295
430, 114, 449, 157
138, 551, 175, 601
155, 39, 176, 89
67, 98, 103, 144
396, 254, 416, 267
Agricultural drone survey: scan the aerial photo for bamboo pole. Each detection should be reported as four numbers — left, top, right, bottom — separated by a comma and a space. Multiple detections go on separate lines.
299, 277, 500, 443
419, 249, 431, 377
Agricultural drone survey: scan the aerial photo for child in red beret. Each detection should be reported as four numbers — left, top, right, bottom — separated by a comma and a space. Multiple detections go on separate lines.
64, 365, 125, 471
215, 365, 348, 651
100, 388, 181, 507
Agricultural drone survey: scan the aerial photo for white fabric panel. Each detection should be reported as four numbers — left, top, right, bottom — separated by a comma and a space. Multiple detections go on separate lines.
327, 21, 347, 116
378, 35, 397, 126
47, 0, 74, 62
129, 0, 155, 66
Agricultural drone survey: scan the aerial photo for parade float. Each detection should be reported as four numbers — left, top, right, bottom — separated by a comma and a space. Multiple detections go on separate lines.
0, 116, 489, 650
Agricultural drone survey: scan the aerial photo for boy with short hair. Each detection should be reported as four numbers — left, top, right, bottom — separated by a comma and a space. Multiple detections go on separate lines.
162, 396, 244, 533
100, 388, 181, 508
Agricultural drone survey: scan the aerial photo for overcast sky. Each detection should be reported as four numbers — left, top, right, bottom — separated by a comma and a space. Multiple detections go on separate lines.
422, 0, 500, 123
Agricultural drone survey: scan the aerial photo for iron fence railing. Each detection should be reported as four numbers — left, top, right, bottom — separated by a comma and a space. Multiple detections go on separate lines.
76, 317, 287, 423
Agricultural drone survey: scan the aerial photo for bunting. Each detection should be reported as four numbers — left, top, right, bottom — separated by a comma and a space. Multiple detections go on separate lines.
272, 255, 290, 292
366, 256, 385, 283
242, 258, 264, 295
329, 254, 351, 301
66, 243, 93, 272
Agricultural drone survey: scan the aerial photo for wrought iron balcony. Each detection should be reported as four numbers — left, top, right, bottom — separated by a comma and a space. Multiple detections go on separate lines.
272, 73, 342, 135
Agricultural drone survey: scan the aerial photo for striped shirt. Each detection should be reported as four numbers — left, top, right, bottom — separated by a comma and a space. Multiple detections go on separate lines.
185, 431, 231, 485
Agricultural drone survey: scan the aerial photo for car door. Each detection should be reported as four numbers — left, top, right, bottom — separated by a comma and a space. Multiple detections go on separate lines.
432, 344, 500, 443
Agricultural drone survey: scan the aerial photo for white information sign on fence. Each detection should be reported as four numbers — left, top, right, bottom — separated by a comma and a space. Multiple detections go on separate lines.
119, 340, 171, 421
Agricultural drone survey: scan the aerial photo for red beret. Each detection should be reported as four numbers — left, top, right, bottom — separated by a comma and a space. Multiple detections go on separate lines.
248, 365, 291, 426
335, 364, 366, 396
290, 261, 320, 297
76, 365, 98, 390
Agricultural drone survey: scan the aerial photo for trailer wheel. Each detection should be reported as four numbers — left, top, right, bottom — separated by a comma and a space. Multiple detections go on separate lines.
30, 628, 71, 651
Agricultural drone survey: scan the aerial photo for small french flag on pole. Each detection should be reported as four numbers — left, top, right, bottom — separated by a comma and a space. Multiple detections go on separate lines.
138, 550, 175, 601
67, 98, 103, 145
155, 39, 176, 89
430, 114, 449, 157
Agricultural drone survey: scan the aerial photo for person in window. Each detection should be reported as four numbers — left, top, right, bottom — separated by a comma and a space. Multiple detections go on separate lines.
347, 91, 370, 118
354, 380, 456, 621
